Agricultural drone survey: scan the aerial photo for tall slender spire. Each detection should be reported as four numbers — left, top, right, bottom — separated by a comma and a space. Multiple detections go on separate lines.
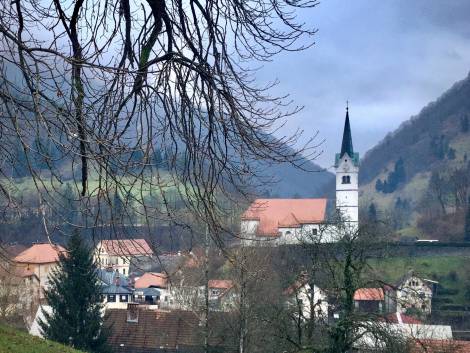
340, 104, 354, 157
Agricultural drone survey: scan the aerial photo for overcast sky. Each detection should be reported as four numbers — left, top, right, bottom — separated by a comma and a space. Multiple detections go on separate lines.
258, 0, 470, 169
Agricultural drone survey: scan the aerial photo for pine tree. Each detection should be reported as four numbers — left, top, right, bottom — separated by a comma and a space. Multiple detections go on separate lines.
368, 203, 378, 223
39, 231, 108, 352
465, 197, 470, 242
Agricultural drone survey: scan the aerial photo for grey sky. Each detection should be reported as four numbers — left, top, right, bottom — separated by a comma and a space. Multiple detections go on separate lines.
258, 0, 470, 169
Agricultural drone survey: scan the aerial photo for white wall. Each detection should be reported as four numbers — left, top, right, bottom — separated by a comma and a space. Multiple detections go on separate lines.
335, 154, 359, 224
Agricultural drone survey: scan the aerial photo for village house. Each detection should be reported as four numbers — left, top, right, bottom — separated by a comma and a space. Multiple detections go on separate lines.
94, 239, 153, 276
13, 243, 65, 298
284, 275, 328, 320
208, 279, 237, 312
0, 266, 40, 324
97, 268, 134, 309
354, 288, 385, 314
104, 305, 237, 353
395, 271, 436, 315
134, 272, 168, 305
240, 108, 360, 246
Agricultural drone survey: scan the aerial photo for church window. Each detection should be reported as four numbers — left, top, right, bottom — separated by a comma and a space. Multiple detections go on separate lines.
342, 175, 351, 184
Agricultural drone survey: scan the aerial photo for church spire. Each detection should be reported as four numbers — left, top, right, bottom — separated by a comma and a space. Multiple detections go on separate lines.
340, 104, 354, 157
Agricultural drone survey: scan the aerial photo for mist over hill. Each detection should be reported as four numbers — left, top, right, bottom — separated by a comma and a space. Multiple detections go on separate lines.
359, 71, 470, 239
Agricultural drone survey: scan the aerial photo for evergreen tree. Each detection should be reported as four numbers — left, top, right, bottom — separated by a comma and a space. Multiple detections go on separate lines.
461, 115, 469, 133
368, 203, 378, 223
465, 197, 470, 242
39, 232, 108, 352
375, 179, 383, 192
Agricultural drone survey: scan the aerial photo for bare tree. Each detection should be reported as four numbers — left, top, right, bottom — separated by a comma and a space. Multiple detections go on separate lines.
0, 0, 320, 245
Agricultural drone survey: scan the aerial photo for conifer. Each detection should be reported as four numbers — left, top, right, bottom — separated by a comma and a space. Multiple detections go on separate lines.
40, 231, 108, 352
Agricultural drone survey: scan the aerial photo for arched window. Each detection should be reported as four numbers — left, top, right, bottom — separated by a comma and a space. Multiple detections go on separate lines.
342, 175, 351, 184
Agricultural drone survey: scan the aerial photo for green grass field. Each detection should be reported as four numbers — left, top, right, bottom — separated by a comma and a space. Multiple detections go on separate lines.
369, 255, 470, 305
0, 325, 84, 353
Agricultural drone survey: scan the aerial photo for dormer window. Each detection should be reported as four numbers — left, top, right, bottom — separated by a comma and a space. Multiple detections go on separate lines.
342, 175, 351, 184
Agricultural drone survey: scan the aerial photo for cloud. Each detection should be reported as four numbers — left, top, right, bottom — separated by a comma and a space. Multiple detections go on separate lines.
257, 0, 470, 167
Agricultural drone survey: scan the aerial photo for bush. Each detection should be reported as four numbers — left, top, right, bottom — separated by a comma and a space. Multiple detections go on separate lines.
432, 297, 453, 304
447, 271, 458, 282
439, 304, 469, 311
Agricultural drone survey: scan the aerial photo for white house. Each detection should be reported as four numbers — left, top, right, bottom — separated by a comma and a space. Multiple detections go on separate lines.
240, 107, 360, 245
284, 275, 328, 320
395, 271, 435, 315
94, 239, 153, 275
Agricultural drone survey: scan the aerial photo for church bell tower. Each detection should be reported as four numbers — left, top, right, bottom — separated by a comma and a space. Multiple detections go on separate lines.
334, 105, 359, 225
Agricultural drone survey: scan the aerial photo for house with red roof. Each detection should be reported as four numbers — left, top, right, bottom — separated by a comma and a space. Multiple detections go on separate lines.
94, 239, 153, 276
354, 288, 385, 313
13, 243, 65, 298
241, 198, 329, 245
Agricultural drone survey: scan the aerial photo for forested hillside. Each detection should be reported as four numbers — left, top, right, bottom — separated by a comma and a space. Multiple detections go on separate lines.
359, 72, 470, 240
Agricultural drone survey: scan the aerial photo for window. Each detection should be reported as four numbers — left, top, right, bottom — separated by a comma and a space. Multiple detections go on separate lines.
120, 295, 128, 303
107, 294, 116, 302
312, 229, 318, 235
342, 175, 351, 184
123, 269, 126, 275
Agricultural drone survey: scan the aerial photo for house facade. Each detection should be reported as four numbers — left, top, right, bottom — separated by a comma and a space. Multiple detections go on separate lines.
13, 243, 65, 298
134, 272, 169, 304
94, 239, 153, 275
241, 198, 328, 245
396, 272, 435, 315
284, 276, 328, 320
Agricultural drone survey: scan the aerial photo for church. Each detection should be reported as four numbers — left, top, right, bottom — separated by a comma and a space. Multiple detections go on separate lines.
240, 107, 359, 245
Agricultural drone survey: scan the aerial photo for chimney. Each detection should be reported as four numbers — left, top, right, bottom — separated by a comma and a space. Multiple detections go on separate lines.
127, 303, 139, 323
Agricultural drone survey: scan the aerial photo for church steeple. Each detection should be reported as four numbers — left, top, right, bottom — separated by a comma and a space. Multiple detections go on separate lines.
340, 105, 354, 158
334, 102, 359, 226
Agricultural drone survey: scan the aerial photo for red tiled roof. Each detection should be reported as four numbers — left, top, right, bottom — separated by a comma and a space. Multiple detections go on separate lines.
412, 339, 470, 353
242, 198, 327, 236
13, 243, 65, 264
384, 312, 422, 324
353, 288, 384, 301
134, 272, 168, 289
104, 308, 235, 352
100, 239, 153, 256
208, 280, 233, 290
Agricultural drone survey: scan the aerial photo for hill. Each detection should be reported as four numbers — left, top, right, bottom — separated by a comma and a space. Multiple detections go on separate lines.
359, 71, 470, 239
0, 325, 84, 353
257, 158, 334, 198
